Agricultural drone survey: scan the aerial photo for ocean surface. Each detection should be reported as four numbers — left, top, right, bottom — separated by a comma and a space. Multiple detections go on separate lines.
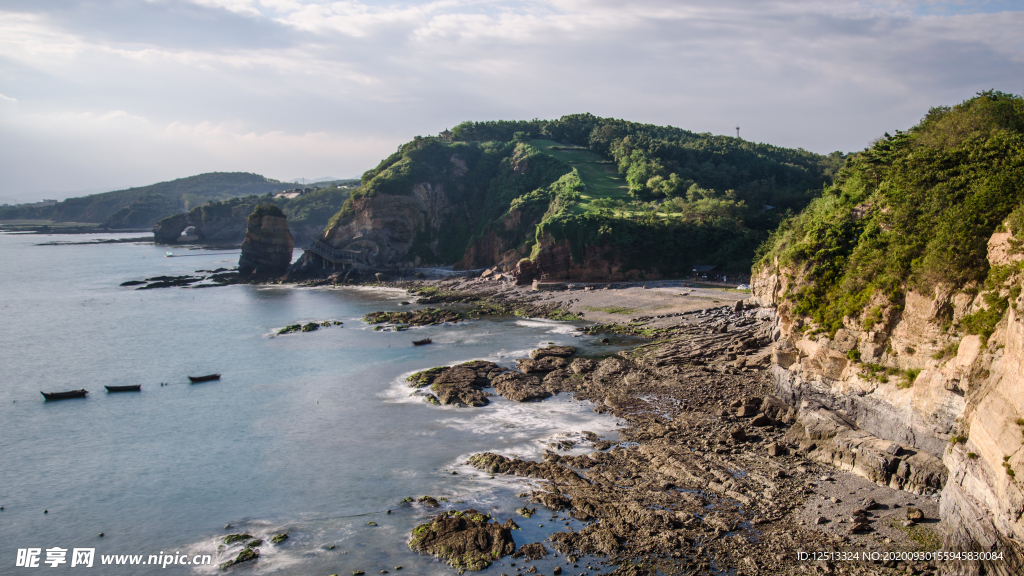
0, 232, 624, 575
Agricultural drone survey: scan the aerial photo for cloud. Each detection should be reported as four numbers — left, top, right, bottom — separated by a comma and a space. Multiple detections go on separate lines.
0, 0, 1021, 198
0, 93, 17, 103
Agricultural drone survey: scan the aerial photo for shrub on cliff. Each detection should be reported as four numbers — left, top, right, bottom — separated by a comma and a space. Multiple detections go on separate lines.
248, 203, 285, 219
757, 90, 1024, 336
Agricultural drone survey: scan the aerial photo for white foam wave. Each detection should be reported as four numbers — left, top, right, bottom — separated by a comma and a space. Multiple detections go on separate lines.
513, 318, 581, 335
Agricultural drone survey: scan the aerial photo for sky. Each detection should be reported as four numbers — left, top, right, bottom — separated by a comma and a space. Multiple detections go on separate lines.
1, 0, 1022, 203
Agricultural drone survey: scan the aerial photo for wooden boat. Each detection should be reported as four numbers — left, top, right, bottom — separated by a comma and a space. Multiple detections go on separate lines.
41, 389, 88, 400
188, 373, 221, 383
105, 384, 141, 392
412, 338, 433, 346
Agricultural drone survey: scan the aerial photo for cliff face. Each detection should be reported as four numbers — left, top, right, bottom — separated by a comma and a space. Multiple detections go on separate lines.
754, 229, 1024, 574
153, 202, 259, 245
319, 182, 455, 269
238, 210, 294, 277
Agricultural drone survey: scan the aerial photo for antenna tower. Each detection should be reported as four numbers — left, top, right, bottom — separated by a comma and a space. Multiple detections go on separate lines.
736, 125, 740, 138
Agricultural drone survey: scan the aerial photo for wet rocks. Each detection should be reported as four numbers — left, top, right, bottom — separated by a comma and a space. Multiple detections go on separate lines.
408, 509, 518, 571
530, 346, 576, 359
427, 361, 506, 407
278, 320, 342, 335
406, 367, 448, 388
223, 534, 254, 544
219, 547, 258, 570
513, 542, 549, 560
419, 496, 441, 508
569, 358, 596, 374
517, 356, 570, 373
364, 308, 463, 326
270, 533, 288, 544
238, 204, 294, 278
492, 372, 552, 402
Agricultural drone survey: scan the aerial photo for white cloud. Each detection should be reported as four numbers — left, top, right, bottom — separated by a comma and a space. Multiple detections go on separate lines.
0, 93, 17, 103
0, 0, 1021, 199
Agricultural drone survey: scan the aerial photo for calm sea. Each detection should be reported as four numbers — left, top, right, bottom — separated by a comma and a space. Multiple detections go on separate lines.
0, 233, 622, 575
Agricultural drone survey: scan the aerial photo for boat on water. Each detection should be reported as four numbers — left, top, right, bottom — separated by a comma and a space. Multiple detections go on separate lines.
105, 384, 142, 392
188, 374, 221, 383
412, 338, 432, 346
41, 389, 88, 400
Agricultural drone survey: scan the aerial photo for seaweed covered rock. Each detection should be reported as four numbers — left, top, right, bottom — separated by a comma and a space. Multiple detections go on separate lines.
408, 509, 518, 571
406, 367, 448, 388
219, 546, 258, 570
429, 361, 506, 407
491, 372, 552, 402
238, 204, 294, 277
364, 308, 463, 326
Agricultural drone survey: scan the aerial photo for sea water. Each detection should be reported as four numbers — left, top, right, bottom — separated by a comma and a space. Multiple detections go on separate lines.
0, 233, 623, 575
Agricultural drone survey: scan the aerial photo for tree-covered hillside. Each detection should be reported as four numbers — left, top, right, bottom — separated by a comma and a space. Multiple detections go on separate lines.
0, 172, 297, 228
756, 91, 1024, 336
332, 114, 839, 274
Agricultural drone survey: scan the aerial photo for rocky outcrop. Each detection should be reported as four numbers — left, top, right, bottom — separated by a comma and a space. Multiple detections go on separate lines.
755, 228, 1024, 574
237, 206, 294, 277
408, 509, 519, 571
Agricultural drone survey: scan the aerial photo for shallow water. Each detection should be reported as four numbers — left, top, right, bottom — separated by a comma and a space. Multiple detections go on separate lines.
0, 233, 623, 575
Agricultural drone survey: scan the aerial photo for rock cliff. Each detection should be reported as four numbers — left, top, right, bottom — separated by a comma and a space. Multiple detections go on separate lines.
237, 205, 294, 277
755, 227, 1024, 575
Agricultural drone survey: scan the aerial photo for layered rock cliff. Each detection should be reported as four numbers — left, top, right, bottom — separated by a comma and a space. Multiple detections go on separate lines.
755, 228, 1024, 574
750, 91, 1024, 575
238, 205, 294, 277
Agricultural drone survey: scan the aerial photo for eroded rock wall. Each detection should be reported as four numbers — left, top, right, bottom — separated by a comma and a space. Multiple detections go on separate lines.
238, 214, 294, 277
756, 229, 1024, 573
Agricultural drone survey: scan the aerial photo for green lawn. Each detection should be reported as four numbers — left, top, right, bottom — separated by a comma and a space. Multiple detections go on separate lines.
530, 140, 630, 211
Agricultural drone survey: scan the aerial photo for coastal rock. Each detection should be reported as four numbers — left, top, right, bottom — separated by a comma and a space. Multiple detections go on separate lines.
516, 356, 569, 373
491, 372, 552, 402
419, 361, 506, 407
569, 358, 596, 374
408, 509, 518, 571
238, 205, 294, 277
219, 547, 258, 570
364, 308, 462, 326
530, 346, 576, 359
512, 542, 549, 561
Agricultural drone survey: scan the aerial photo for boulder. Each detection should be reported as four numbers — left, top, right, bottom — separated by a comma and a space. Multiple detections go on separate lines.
569, 358, 596, 374
238, 204, 294, 277
530, 346, 576, 359
516, 356, 569, 373
408, 509, 518, 571
492, 372, 551, 402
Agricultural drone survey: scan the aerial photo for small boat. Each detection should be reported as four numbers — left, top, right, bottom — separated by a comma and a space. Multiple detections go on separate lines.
188, 374, 221, 383
165, 252, 174, 257
412, 338, 433, 346
41, 389, 88, 401
105, 384, 142, 392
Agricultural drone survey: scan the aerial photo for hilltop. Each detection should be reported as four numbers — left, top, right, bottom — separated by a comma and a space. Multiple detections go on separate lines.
0, 172, 297, 228
298, 114, 841, 281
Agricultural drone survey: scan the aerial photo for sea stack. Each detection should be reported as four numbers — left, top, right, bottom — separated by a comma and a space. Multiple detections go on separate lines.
238, 204, 293, 277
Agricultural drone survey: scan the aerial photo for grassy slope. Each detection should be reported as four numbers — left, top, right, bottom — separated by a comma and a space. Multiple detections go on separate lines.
529, 139, 629, 207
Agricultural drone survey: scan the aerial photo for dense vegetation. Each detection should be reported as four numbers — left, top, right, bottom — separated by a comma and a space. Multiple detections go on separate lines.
155, 183, 354, 244
0, 173, 297, 228
757, 91, 1024, 336
332, 114, 839, 273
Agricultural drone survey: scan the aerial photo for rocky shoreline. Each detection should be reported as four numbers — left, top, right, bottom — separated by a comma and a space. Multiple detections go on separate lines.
342, 276, 951, 576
